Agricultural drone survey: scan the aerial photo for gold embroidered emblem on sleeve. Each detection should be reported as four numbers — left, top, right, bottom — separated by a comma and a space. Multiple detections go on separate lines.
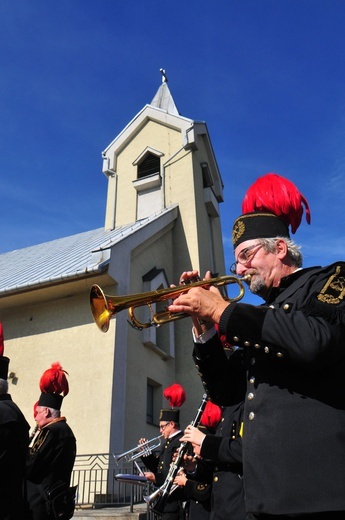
317, 265, 345, 304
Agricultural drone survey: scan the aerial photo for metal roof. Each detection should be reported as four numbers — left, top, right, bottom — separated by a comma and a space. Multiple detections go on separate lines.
0, 209, 175, 295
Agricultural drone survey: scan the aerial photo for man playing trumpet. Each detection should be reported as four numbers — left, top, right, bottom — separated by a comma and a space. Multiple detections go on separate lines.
139, 384, 186, 520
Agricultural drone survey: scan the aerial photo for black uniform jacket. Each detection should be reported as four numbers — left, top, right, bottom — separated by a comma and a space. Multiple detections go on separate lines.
0, 395, 30, 520
202, 405, 246, 520
193, 348, 247, 520
171, 457, 213, 520
27, 417, 76, 519
194, 263, 345, 515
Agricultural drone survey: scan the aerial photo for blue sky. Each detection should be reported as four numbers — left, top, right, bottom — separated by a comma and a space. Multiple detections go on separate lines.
1, 0, 345, 302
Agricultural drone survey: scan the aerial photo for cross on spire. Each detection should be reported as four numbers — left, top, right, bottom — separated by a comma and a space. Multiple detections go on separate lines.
159, 68, 168, 83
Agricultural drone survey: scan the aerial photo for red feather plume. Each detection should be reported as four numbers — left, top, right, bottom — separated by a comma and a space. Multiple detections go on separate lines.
200, 401, 222, 428
163, 383, 186, 408
241, 173, 311, 234
39, 362, 69, 396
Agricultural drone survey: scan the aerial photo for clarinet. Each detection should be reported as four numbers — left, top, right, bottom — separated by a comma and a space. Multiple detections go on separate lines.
144, 392, 209, 515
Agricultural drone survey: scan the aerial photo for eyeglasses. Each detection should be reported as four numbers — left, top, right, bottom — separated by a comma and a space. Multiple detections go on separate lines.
159, 422, 171, 431
230, 243, 263, 274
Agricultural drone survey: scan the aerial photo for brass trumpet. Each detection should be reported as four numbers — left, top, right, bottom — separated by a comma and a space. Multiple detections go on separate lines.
90, 274, 251, 333
113, 434, 164, 463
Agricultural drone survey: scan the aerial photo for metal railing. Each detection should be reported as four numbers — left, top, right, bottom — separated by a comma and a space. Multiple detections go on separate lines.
71, 453, 159, 518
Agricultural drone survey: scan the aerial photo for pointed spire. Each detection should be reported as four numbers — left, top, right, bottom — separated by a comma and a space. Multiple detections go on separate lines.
150, 69, 179, 116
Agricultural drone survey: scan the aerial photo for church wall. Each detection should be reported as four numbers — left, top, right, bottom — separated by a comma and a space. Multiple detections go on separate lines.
121, 228, 182, 449
2, 290, 115, 455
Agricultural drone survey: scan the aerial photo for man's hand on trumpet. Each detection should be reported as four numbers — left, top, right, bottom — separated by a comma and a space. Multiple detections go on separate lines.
168, 270, 229, 336
138, 437, 148, 447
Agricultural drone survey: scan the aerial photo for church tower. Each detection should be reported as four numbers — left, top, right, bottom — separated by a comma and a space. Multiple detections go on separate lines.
101, 69, 225, 280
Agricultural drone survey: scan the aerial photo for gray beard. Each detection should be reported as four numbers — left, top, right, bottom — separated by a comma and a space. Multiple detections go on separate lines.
249, 273, 267, 298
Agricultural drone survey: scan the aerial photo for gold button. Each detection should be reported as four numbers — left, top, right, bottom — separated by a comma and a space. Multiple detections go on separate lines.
214, 476, 219, 482
283, 304, 289, 310
244, 341, 251, 347
264, 346, 270, 354
233, 336, 240, 343
249, 377, 255, 384
247, 392, 254, 400
276, 352, 284, 358
249, 412, 255, 420
254, 343, 261, 349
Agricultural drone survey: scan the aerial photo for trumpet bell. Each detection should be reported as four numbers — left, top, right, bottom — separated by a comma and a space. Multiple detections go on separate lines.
90, 285, 113, 333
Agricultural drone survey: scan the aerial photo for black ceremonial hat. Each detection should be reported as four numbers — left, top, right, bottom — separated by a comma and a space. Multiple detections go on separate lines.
232, 173, 310, 249
160, 383, 186, 424
232, 212, 290, 249
159, 408, 180, 423
38, 392, 64, 410
37, 362, 70, 411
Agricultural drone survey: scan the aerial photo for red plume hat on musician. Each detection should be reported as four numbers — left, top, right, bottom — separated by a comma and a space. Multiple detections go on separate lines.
160, 383, 186, 423
232, 173, 311, 249
37, 362, 69, 411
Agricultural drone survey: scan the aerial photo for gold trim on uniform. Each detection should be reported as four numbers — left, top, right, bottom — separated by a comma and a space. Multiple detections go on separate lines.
29, 429, 50, 454
317, 265, 345, 304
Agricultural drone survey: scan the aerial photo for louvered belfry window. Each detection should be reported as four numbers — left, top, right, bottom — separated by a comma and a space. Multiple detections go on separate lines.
138, 153, 160, 179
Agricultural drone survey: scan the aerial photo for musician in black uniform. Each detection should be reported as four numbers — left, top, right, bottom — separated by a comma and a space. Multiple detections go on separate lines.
26, 363, 76, 520
182, 348, 247, 520
0, 330, 30, 520
168, 173, 345, 519
183, 404, 247, 520
140, 407, 184, 520
172, 441, 212, 520
172, 400, 222, 520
